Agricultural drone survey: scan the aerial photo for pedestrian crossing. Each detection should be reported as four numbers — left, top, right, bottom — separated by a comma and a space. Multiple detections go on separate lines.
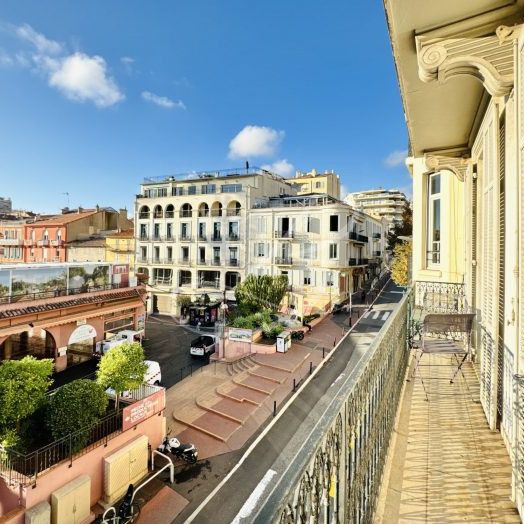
362, 310, 392, 321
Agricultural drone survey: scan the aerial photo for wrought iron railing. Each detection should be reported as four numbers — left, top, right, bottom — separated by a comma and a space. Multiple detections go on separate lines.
0, 410, 123, 487
414, 280, 467, 313
514, 375, 524, 510
265, 289, 411, 523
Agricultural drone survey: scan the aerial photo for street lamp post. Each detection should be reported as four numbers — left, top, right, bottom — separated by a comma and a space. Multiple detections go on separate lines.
219, 300, 228, 359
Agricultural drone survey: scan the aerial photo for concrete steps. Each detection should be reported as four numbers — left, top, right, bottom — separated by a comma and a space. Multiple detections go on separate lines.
173, 404, 241, 442
247, 366, 290, 384
196, 394, 255, 424
233, 372, 280, 395
252, 352, 311, 374
216, 382, 268, 406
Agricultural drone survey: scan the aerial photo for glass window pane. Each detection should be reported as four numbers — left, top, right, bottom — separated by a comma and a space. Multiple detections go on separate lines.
430, 174, 440, 195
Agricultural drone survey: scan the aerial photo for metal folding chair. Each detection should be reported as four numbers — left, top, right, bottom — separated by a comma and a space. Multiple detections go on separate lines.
412, 313, 475, 401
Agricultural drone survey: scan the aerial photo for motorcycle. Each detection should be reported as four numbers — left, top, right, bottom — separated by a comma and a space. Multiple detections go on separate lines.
158, 435, 198, 464
95, 484, 140, 524
290, 330, 305, 341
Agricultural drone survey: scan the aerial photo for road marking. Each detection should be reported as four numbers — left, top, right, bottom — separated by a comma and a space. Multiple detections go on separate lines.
372, 311, 380, 319
382, 311, 391, 320
363, 311, 371, 318
231, 469, 277, 524
184, 278, 392, 523
330, 373, 345, 387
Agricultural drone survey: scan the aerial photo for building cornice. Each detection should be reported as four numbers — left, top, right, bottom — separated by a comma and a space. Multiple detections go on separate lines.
424, 154, 471, 182
416, 24, 521, 97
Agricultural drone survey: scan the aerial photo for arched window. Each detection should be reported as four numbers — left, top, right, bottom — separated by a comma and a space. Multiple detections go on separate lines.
139, 206, 150, 219
180, 203, 193, 218
226, 200, 241, 216
198, 203, 209, 217
211, 202, 222, 217
165, 204, 174, 218
153, 205, 163, 219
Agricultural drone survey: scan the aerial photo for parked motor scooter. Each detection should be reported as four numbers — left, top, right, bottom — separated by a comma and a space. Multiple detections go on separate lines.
158, 435, 198, 464
290, 330, 305, 341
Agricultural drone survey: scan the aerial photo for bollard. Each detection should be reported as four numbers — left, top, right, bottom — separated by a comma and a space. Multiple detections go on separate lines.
180, 368, 183, 381
322, 347, 325, 358
293, 378, 296, 391
333, 338, 336, 347
190, 365, 193, 377
310, 361, 313, 375
349, 316, 352, 327
273, 400, 277, 417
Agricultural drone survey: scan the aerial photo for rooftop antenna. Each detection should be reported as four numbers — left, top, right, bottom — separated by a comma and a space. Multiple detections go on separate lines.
62, 192, 70, 207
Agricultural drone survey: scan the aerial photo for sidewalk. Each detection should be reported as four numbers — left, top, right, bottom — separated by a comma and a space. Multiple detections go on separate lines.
375, 353, 519, 523
165, 344, 323, 460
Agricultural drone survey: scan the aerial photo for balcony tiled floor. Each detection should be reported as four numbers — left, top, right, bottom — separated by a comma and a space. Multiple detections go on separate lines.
376, 353, 520, 523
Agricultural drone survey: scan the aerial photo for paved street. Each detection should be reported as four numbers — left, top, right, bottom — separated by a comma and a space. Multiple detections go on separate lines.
171, 281, 405, 524
51, 316, 210, 389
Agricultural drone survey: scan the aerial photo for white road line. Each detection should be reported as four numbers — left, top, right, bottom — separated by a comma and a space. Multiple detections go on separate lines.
372, 311, 380, 319
184, 278, 392, 523
232, 469, 277, 524
330, 373, 345, 387
363, 311, 371, 318
382, 311, 391, 320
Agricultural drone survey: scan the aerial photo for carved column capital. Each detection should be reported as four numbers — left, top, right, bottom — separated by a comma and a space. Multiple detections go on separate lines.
417, 25, 521, 96
424, 154, 470, 181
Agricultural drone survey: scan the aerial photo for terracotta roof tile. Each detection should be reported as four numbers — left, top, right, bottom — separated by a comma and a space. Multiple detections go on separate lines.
31, 210, 98, 226
106, 229, 135, 239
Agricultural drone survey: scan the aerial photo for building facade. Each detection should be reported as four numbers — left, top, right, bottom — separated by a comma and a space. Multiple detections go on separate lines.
344, 188, 408, 229
287, 169, 341, 199
249, 194, 386, 316
23, 207, 132, 264
105, 230, 136, 274
135, 168, 296, 315
385, 0, 524, 517
0, 262, 144, 371
0, 219, 25, 263
0, 197, 12, 213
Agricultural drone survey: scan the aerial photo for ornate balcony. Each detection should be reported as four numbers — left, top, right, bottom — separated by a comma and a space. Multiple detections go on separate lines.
275, 256, 293, 265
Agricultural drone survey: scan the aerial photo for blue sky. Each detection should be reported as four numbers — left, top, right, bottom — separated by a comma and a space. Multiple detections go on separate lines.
0, 1, 409, 214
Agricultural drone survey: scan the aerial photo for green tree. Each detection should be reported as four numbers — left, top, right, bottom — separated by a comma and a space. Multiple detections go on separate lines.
47, 379, 108, 451
387, 202, 413, 250
0, 357, 53, 443
235, 275, 288, 313
391, 241, 412, 287
96, 342, 148, 410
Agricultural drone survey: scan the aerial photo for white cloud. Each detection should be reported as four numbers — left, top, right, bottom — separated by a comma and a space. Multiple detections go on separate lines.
384, 149, 408, 168
141, 90, 186, 109
48, 53, 125, 107
228, 125, 284, 159
261, 159, 295, 178
0, 48, 13, 66
15, 23, 62, 55
121, 56, 134, 74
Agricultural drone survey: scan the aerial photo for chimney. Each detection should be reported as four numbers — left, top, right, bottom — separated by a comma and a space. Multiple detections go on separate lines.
77, 206, 83, 214
96, 204, 100, 212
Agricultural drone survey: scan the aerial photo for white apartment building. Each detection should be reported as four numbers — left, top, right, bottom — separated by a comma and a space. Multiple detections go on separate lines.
249, 194, 386, 316
345, 188, 408, 229
135, 168, 296, 314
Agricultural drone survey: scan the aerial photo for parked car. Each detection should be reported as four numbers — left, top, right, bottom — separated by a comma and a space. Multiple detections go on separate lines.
105, 360, 162, 399
190, 335, 216, 357
94, 330, 143, 357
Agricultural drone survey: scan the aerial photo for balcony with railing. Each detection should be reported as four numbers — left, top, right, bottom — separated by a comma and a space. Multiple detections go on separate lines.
0, 238, 23, 246
274, 230, 294, 239
198, 234, 207, 241
275, 256, 293, 265
250, 281, 518, 522
37, 239, 50, 247
179, 234, 193, 242
211, 234, 222, 242
227, 233, 240, 241
227, 259, 239, 267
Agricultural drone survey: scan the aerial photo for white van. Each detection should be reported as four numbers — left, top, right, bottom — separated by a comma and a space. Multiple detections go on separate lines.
144, 360, 161, 386
94, 330, 143, 357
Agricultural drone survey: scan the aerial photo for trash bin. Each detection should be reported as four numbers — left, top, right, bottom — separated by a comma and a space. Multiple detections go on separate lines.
276, 331, 291, 353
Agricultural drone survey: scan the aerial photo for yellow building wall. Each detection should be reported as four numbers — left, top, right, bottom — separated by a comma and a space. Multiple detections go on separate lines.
105, 237, 136, 273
